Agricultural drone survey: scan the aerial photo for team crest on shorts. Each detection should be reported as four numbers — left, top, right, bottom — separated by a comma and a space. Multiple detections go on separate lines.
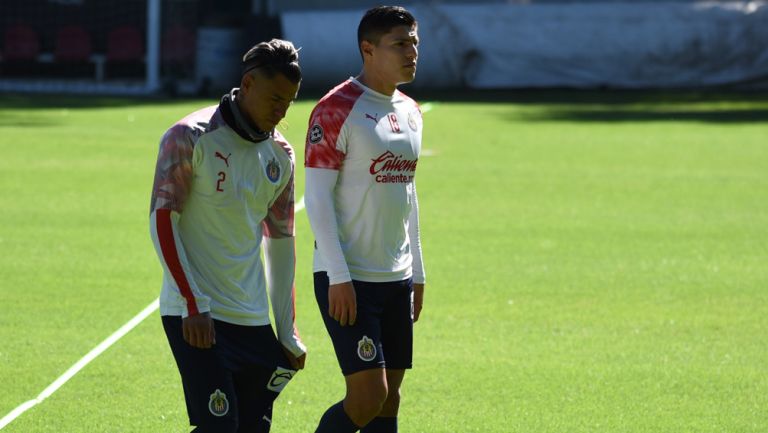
309, 124, 323, 144
208, 389, 229, 417
357, 335, 377, 361
265, 157, 280, 183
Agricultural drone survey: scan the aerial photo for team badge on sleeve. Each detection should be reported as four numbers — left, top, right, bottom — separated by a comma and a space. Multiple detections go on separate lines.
266, 158, 280, 183
408, 111, 419, 132
357, 336, 377, 361
208, 389, 229, 417
309, 124, 324, 144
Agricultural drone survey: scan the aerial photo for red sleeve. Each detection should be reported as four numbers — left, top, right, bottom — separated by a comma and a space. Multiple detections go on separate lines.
304, 80, 363, 170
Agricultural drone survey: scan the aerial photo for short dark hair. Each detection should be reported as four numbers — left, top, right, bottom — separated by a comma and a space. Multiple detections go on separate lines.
242, 39, 301, 84
357, 6, 417, 58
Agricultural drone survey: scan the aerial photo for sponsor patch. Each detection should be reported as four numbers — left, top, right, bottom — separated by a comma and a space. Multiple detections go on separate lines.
266, 366, 296, 393
357, 335, 377, 362
309, 124, 323, 144
266, 157, 280, 183
208, 389, 229, 417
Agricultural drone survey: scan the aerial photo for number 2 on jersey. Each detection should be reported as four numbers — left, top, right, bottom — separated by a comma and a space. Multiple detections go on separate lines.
216, 171, 226, 192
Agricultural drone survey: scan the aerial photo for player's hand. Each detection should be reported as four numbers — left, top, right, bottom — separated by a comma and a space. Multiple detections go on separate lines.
328, 281, 357, 326
413, 283, 425, 322
282, 345, 306, 370
183, 312, 216, 349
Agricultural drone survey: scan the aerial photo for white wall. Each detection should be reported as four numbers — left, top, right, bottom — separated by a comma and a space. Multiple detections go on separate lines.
282, 2, 768, 89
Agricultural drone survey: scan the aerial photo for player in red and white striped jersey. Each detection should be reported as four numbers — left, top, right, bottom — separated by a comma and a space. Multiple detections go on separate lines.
149, 39, 305, 433
305, 6, 426, 433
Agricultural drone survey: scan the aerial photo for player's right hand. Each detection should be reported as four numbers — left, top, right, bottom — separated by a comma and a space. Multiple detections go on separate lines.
282, 345, 306, 370
328, 281, 357, 326
183, 312, 216, 349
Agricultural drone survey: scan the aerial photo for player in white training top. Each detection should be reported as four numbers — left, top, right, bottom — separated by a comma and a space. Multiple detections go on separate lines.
149, 39, 306, 433
305, 6, 426, 433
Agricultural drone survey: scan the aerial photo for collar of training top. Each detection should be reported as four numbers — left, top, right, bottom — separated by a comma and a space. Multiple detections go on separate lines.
219, 88, 272, 143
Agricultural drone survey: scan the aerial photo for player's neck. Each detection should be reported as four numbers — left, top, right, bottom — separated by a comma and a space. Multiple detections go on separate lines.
356, 71, 396, 96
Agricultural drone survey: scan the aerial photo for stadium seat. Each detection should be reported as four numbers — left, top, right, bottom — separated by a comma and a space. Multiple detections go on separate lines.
106, 25, 144, 62
161, 24, 196, 87
55, 26, 92, 62
162, 24, 196, 64
105, 25, 144, 79
3, 24, 40, 61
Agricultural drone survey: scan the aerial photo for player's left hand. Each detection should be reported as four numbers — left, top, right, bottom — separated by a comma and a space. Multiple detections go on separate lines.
413, 283, 425, 322
282, 345, 306, 370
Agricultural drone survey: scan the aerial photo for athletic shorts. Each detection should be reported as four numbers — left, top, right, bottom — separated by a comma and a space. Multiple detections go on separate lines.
314, 272, 413, 376
162, 316, 296, 432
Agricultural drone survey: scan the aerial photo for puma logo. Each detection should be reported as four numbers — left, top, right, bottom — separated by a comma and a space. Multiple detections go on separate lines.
215, 151, 231, 167
365, 113, 379, 123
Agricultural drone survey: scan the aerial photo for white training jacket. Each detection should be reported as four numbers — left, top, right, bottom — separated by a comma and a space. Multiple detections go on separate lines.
149, 89, 305, 357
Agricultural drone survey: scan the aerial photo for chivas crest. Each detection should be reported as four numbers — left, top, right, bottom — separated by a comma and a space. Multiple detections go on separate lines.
266, 158, 280, 183
208, 389, 229, 417
357, 335, 377, 362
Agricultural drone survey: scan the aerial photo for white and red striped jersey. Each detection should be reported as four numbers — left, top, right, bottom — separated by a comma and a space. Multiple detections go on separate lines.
304, 78, 425, 285
149, 90, 305, 356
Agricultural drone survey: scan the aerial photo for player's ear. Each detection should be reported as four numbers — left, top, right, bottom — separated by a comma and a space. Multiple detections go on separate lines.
240, 72, 253, 92
360, 40, 375, 60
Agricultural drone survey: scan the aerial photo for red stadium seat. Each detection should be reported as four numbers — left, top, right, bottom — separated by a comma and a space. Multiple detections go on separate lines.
106, 25, 144, 62
162, 24, 196, 64
4, 24, 40, 61
54, 26, 92, 62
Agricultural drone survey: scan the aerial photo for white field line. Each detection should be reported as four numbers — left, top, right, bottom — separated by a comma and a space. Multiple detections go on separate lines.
0, 298, 160, 430
1, 102, 439, 429
0, 200, 313, 429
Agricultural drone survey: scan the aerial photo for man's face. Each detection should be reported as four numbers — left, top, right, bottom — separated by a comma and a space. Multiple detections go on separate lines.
367, 24, 419, 86
239, 70, 299, 132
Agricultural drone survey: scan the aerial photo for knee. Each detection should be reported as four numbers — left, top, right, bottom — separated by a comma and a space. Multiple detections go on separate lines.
346, 381, 388, 425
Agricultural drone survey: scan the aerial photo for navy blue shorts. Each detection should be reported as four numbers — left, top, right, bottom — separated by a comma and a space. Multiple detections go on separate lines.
162, 316, 296, 432
314, 272, 413, 376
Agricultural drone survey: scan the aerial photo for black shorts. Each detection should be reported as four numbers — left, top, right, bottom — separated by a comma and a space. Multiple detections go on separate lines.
162, 316, 296, 432
314, 272, 413, 376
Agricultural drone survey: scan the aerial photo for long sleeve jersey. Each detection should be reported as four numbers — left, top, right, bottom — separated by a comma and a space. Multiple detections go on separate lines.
149, 89, 305, 356
304, 78, 426, 286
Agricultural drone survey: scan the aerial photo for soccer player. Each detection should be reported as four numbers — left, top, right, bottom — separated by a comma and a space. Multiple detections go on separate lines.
149, 39, 306, 433
304, 6, 426, 433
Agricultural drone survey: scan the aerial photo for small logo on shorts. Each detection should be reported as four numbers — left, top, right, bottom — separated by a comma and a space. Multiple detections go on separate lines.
208, 389, 229, 417
267, 366, 295, 393
357, 335, 377, 362
309, 124, 323, 144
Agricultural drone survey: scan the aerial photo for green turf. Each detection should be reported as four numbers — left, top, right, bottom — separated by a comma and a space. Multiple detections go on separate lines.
0, 90, 766, 432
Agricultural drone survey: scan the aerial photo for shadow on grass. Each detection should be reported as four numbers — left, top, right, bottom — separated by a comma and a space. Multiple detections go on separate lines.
2, 89, 768, 127
520, 107, 768, 123
0, 93, 211, 111
404, 87, 768, 105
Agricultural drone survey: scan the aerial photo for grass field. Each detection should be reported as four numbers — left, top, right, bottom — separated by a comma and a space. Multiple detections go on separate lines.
0, 89, 767, 432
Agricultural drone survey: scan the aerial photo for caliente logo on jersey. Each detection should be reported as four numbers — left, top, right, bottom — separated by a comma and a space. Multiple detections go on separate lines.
208, 389, 229, 417
369, 151, 417, 184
